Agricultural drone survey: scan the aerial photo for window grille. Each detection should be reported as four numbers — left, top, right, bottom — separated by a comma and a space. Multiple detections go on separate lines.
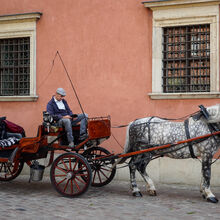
162, 24, 210, 93
0, 37, 30, 96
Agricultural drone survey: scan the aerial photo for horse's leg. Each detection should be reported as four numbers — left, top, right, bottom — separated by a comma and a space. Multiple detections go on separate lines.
201, 153, 218, 203
129, 157, 142, 197
137, 157, 157, 196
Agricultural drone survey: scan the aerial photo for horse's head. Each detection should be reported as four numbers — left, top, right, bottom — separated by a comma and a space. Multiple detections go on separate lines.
206, 104, 220, 123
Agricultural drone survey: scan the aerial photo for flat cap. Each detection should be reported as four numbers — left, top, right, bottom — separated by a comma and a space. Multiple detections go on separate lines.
56, 88, 66, 96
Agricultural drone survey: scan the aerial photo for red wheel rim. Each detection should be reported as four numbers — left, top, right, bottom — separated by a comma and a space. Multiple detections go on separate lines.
83, 146, 116, 187
50, 153, 91, 197
0, 161, 24, 181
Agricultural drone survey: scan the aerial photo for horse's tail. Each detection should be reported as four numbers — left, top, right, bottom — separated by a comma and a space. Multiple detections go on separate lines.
114, 122, 132, 166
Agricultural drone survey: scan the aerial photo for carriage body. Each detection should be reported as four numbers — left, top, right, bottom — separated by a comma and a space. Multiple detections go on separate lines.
0, 116, 116, 197
45, 116, 111, 148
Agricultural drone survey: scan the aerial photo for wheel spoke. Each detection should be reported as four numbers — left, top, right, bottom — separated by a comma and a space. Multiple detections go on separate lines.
75, 175, 87, 184
55, 174, 66, 177
57, 177, 67, 186
92, 170, 97, 183
7, 165, 13, 175
70, 179, 73, 194
97, 170, 102, 184
61, 159, 69, 171
63, 179, 70, 192
99, 169, 109, 180
56, 165, 68, 174
99, 166, 111, 172
73, 178, 81, 191
69, 158, 72, 170
72, 158, 79, 171
76, 164, 86, 173
76, 172, 89, 178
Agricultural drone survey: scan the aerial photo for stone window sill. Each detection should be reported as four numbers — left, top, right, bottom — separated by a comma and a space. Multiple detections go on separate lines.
148, 92, 220, 100
0, 96, 39, 102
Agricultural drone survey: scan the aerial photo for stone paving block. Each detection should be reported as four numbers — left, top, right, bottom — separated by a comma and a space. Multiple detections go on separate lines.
0, 176, 219, 219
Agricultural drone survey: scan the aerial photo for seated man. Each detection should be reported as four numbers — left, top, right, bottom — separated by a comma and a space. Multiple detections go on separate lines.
47, 88, 88, 148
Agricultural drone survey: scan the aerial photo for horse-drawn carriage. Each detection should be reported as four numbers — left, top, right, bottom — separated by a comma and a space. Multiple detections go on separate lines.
1, 104, 220, 203
0, 113, 116, 197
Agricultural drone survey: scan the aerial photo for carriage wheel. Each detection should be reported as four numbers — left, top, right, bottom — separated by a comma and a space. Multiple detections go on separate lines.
50, 152, 92, 197
0, 161, 24, 181
82, 146, 116, 187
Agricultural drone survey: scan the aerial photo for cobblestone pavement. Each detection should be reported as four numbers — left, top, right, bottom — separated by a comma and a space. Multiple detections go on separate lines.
0, 176, 220, 220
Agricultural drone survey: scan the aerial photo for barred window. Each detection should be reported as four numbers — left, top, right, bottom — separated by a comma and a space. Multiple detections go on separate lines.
162, 24, 210, 93
0, 37, 30, 96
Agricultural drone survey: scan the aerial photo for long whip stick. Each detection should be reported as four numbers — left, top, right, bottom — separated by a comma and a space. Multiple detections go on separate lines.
56, 51, 86, 117
39, 51, 86, 117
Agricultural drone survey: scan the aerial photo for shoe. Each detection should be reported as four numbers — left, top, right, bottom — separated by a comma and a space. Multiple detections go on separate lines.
79, 133, 88, 141
68, 142, 75, 148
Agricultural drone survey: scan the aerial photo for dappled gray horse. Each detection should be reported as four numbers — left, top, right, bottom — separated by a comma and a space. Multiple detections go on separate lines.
120, 104, 220, 203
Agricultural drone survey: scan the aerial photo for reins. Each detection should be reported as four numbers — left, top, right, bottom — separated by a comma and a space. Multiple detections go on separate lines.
111, 111, 201, 150
111, 110, 201, 129
111, 106, 220, 163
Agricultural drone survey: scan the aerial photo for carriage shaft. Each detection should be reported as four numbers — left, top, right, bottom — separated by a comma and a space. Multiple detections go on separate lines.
117, 130, 220, 159
95, 130, 220, 162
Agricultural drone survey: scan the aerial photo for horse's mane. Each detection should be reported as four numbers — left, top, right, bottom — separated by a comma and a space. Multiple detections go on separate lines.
206, 104, 220, 123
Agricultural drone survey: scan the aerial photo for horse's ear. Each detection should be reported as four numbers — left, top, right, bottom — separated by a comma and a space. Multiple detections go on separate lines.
199, 105, 210, 120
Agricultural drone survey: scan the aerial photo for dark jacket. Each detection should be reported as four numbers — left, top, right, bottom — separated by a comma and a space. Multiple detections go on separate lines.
47, 97, 73, 120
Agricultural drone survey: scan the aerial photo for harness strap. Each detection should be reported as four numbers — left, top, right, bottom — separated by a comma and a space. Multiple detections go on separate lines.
184, 119, 197, 159
147, 116, 155, 145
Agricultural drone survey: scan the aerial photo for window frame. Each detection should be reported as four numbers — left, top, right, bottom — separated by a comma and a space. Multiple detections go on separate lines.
0, 37, 31, 96
143, 0, 220, 99
0, 12, 42, 101
162, 24, 210, 93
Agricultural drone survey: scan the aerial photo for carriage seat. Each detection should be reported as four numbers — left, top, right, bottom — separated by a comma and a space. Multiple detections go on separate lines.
0, 117, 24, 149
6, 132, 23, 139
42, 111, 80, 134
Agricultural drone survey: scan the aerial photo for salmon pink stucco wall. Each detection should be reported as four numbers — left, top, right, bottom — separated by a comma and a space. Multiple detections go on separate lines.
0, 0, 219, 154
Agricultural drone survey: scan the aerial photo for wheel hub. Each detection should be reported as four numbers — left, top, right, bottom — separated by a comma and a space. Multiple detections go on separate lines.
94, 163, 101, 170
66, 171, 74, 180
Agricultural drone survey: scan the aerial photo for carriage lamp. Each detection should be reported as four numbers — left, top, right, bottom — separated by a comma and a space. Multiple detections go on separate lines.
43, 111, 54, 132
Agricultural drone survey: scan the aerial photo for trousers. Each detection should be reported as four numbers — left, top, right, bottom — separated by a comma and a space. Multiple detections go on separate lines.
58, 113, 88, 143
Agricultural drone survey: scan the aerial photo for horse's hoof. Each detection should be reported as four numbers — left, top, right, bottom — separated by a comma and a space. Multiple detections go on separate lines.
132, 191, 142, 197
207, 197, 219, 203
148, 190, 157, 196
